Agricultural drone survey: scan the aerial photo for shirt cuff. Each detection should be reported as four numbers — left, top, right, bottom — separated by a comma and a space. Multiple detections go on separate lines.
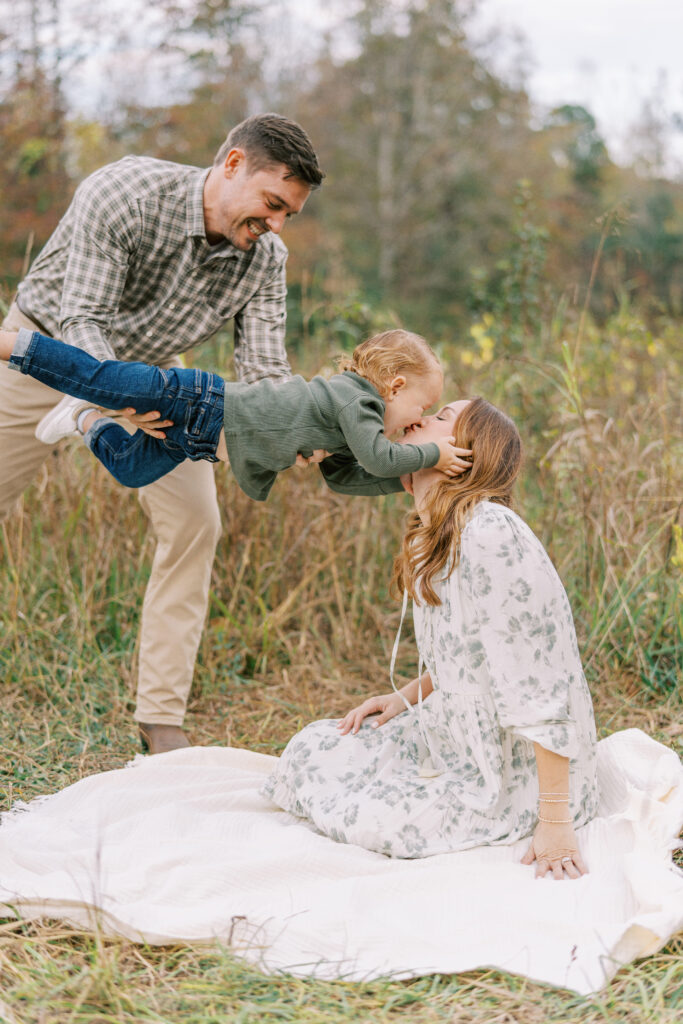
62, 321, 116, 360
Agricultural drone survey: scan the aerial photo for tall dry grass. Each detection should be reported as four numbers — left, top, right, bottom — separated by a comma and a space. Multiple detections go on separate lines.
0, 299, 681, 1021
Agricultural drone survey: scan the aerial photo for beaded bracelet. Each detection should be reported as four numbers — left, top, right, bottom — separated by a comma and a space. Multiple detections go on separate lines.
539, 792, 569, 798
538, 796, 570, 803
538, 814, 572, 824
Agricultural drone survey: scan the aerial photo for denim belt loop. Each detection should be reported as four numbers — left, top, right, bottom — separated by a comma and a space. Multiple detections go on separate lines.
184, 371, 225, 461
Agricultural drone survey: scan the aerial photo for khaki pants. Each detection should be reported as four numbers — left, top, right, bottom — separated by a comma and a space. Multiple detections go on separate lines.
0, 303, 222, 725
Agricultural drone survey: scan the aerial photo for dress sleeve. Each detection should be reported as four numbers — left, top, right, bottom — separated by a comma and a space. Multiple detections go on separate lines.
458, 508, 584, 758
337, 396, 440, 477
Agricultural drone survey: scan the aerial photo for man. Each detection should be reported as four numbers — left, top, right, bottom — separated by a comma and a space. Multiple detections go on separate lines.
0, 113, 324, 753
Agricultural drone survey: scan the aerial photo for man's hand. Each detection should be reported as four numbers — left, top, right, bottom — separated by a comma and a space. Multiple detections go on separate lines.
400, 473, 414, 495
337, 693, 407, 735
118, 408, 174, 439
295, 449, 331, 467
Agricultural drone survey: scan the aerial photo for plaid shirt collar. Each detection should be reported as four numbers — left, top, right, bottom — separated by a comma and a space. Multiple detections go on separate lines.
186, 166, 242, 262
186, 167, 210, 238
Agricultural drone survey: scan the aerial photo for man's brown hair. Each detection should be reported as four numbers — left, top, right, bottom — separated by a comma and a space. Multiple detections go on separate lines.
214, 113, 324, 189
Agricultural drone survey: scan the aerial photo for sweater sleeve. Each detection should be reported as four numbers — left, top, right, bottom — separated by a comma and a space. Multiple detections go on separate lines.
318, 453, 407, 496
337, 396, 440, 477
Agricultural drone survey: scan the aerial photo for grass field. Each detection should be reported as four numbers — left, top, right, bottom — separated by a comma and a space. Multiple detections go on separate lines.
1, 310, 681, 1023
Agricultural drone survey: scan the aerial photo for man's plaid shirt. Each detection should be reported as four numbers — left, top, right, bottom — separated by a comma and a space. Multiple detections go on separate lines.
17, 156, 292, 382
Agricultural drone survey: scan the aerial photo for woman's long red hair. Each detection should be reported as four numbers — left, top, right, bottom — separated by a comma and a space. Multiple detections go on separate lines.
392, 398, 522, 606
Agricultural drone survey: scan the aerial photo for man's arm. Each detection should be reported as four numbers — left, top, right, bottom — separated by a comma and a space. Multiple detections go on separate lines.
233, 255, 292, 383
59, 172, 140, 360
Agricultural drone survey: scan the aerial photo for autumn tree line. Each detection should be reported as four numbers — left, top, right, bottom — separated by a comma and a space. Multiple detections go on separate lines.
1, 0, 681, 354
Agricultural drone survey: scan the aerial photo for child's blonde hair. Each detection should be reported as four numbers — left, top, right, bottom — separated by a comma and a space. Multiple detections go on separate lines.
338, 330, 440, 397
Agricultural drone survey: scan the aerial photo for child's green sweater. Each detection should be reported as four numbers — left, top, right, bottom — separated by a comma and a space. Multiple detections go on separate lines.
223, 371, 440, 501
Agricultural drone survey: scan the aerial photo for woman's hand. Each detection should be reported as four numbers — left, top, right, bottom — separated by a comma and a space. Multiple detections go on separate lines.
521, 821, 587, 880
337, 693, 407, 735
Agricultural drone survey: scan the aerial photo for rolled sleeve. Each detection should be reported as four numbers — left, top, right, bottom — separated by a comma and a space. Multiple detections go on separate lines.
6, 327, 35, 371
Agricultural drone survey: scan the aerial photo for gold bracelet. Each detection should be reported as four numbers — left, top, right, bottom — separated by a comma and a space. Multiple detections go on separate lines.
539, 797, 570, 803
539, 792, 569, 798
538, 814, 572, 824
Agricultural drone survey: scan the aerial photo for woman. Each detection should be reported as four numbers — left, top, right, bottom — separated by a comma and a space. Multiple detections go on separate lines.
263, 398, 599, 879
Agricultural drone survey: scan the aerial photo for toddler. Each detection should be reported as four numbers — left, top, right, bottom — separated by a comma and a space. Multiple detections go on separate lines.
0, 328, 471, 501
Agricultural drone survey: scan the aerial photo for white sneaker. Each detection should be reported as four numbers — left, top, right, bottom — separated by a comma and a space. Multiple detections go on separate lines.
35, 395, 94, 444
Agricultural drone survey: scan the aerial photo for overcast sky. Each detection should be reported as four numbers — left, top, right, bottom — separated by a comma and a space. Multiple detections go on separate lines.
286, 0, 682, 175
66, 1, 683, 176
471, 0, 683, 172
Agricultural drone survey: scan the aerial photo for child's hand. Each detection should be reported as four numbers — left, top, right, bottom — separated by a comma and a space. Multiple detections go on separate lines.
435, 437, 473, 476
337, 693, 406, 735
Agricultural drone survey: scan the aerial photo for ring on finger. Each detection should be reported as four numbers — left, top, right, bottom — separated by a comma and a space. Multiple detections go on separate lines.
561, 857, 573, 864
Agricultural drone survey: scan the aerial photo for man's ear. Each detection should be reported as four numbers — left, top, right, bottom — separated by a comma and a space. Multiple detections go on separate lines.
223, 147, 246, 178
387, 375, 407, 399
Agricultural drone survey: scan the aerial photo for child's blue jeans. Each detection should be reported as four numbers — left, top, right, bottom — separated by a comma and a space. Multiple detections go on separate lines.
9, 330, 225, 488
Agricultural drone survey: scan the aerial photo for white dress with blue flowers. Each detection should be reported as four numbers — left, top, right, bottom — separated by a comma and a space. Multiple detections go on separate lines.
262, 502, 598, 857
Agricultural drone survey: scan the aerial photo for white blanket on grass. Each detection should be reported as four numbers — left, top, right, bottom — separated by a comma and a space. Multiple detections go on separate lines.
1, 728, 682, 995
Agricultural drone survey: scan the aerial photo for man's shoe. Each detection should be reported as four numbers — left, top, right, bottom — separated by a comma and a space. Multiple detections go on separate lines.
35, 395, 93, 444
139, 722, 191, 755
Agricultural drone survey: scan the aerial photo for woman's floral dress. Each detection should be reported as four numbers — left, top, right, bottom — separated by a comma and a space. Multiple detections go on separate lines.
262, 502, 598, 857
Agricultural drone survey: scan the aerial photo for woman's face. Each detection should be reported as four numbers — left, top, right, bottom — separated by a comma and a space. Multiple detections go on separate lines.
398, 399, 471, 506
399, 399, 471, 446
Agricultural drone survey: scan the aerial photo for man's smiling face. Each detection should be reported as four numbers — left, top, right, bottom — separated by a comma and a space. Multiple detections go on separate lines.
205, 149, 311, 250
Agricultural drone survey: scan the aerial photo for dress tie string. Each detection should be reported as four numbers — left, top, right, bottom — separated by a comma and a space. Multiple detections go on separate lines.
388, 589, 444, 778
